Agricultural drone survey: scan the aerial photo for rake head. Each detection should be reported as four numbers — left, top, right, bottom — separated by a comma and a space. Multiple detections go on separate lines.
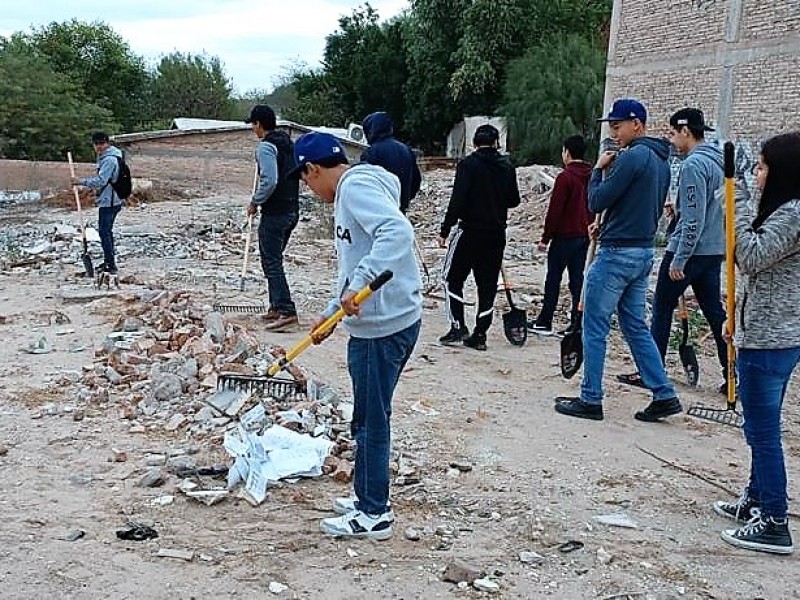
687, 404, 743, 428
217, 373, 306, 398
212, 302, 266, 314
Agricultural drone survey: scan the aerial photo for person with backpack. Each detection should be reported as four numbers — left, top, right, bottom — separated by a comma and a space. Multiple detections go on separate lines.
72, 131, 127, 275
245, 105, 301, 332
361, 112, 421, 214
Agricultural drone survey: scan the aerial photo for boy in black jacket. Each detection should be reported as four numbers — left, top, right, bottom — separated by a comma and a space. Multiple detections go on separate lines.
437, 125, 521, 350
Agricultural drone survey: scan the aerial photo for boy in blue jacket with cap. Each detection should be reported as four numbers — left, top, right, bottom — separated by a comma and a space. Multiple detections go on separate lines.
555, 99, 682, 422
290, 131, 422, 539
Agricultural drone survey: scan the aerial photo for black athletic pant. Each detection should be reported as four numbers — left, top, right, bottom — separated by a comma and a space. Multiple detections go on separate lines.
442, 227, 505, 336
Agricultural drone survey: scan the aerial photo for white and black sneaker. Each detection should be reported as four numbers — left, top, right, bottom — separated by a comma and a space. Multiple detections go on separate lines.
528, 323, 553, 336
721, 515, 793, 555
713, 493, 760, 523
332, 497, 394, 522
320, 509, 393, 540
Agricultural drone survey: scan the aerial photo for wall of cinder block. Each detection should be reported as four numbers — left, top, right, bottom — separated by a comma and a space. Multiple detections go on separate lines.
605, 0, 800, 155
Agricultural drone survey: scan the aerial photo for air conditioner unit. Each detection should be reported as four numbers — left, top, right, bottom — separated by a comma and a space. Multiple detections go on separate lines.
348, 124, 365, 142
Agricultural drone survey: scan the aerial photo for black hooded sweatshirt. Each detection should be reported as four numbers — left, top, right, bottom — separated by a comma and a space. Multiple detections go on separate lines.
439, 147, 521, 238
262, 129, 300, 215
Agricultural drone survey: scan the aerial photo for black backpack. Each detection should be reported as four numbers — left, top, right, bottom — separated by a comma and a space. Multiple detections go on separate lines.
110, 156, 132, 199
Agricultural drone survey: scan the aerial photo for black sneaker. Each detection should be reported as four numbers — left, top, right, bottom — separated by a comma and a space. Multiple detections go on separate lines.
529, 323, 553, 336
463, 333, 487, 351
714, 493, 760, 523
439, 326, 469, 345
634, 397, 682, 422
721, 516, 793, 555
554, 397, 604, 421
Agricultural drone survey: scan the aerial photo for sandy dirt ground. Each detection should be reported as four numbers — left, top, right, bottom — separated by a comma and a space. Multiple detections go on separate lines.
1, 183, 799, 600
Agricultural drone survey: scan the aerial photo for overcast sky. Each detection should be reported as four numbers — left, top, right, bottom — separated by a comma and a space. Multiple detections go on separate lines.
1, 0, 409, 94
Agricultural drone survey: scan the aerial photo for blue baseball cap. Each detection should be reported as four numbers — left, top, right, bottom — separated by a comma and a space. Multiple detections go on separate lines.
288, 132, 347, 178
597, 99, 647, 123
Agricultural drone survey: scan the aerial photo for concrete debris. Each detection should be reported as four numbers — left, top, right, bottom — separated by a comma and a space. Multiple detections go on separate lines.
473, 578, 501, 593
593, 513, 639, 529
268, 581, 288, 594
519, 550, 545, 564
137, 468, 165, 488
22, 335, 52, 354
442, 559, 484, 584
157, 548, 195, 561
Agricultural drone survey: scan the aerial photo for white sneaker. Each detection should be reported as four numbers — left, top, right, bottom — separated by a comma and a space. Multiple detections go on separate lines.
320, 510, 394, 540
333, 497, 395, 521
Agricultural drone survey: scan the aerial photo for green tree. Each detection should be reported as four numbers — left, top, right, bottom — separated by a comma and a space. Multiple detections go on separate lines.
0, 43, 117, 161
500, 33, 607, 164
18, 20, 149, 131
150, 52, 235, 121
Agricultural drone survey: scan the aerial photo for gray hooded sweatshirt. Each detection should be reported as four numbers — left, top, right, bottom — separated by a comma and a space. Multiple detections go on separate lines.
79, 145, 124, 208
323, 164, 422, 339
666, 143, 725, 270
734, 182, 800, 350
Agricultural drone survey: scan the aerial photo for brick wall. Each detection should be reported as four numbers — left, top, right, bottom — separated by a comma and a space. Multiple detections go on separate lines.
606, 0, 800, 143
0, 159, 94, 193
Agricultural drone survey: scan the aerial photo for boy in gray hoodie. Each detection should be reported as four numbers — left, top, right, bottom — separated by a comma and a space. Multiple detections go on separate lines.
617, 108, 728, 393
290, 132, 422, 540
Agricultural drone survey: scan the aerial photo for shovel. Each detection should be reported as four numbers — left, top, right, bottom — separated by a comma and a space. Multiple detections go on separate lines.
687, 141, 742, 428
677, 295, 699, 386
239, 215, 254, 291
560, 214, 601, 379
67, 152, 94, 278
499, 265, 527, 346
266, 270, 394, 376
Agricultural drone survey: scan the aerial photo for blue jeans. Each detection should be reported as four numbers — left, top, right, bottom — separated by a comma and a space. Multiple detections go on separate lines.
258, 211, 298, 315
650, 251, 728, 378
581, 246, 676, 404
348, 320, 421, 515
739, 347, 800, 520
537, 237, 589, 328
98, 205, 122, 269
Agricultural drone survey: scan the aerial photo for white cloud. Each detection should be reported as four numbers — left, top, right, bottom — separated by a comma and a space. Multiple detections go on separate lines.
1, 0, 409, 93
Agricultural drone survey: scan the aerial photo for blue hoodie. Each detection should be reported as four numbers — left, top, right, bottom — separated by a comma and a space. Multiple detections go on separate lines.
79, 145, 124, 208
666, 143, 725, 269
361, 112, 421, 213
589, 136, 671, 247
323, 164, 422, 339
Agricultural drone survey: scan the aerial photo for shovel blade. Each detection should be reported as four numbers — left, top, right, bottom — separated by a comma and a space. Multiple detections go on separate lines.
502, 308, 527, 346
678, 344, 700, 386
560, 329, 583, 379
82, 253, 95, 278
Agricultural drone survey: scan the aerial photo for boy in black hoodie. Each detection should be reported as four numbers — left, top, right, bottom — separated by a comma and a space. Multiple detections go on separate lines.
437, 124, 521, 351
245, 105, 300, 332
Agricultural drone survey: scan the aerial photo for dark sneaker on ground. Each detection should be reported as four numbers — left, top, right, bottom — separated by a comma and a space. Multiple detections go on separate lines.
714, 493, 760, 523
616, 372, 647, 389
721, 516, 793, 555
462, 332, 487, 351
529, 323, 553, 336
320, 510, 393, 540
264, 314, 299, 332
634, 397, 682, 422
439, 326, 469, 345
554, 397, 604, 421
333, 498, 395, 521
261, 308, 280, 322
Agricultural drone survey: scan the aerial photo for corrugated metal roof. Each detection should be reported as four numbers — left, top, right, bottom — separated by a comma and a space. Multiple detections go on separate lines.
170, 117, 249, 131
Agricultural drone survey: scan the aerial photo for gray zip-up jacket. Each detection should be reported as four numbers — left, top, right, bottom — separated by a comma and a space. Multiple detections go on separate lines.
734, 183, 800, 350
79, 146, 124, 208
666, 143, 725, 270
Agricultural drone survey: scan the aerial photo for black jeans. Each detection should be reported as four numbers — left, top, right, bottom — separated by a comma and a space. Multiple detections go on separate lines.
98, 204, 122, 269
258, 210, 298, 316
442, 227, 505, 336
536, 236, 589, 328
650, 251, 728, 379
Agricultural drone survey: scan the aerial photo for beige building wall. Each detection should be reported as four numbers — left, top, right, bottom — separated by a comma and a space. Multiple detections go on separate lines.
604, 0, 800, 167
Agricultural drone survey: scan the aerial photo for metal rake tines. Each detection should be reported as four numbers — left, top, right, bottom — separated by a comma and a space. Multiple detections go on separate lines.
217, 373, 306, 398
212, 303, 266, 314
687, 404, 744, 428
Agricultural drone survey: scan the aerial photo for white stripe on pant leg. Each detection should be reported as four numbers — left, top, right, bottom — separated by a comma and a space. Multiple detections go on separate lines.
441, 228, 463, 327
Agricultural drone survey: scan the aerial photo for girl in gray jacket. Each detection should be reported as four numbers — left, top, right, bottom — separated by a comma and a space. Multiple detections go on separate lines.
714, 131, 800, 555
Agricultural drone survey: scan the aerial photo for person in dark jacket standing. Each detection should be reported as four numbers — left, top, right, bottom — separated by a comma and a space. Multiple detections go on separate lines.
437, 124, 521, 351
361, 112, 421, 213
529, 135, 593, 337
618, 108, 728, 393
555, 99, 681, 422
245, 105, 300, 332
